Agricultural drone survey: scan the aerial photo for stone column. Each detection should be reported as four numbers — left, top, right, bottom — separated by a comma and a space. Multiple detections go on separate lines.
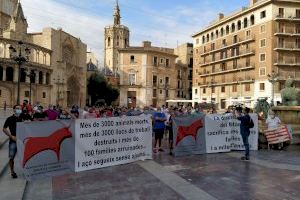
2, 66, 6, 81
14, 66, 19, 83
43, 72, 46, 84
35, 71, 39, 84
26, 68, 30, 83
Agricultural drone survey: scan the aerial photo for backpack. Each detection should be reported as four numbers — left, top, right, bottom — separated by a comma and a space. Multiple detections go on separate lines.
248, 116, 254, 129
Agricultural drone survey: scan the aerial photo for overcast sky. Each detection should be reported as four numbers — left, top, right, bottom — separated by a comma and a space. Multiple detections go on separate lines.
21, 0, 248, 65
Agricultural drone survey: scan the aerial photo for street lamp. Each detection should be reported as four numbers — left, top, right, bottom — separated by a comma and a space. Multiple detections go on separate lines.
9, 41, 31, 105
267, 70, 279, 106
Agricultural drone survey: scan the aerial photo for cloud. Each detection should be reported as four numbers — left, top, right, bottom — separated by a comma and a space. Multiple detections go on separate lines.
22, 0, 111, 65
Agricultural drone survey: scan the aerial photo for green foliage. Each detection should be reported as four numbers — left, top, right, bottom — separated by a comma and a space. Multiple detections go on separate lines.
87, 72, 119, 106
254, 98, 270, 118
281, 78, 300, 106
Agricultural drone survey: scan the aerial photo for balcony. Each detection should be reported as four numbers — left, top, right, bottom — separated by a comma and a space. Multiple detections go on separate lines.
199, 49, 255, 67
274, 27, 300, 36
200, 35, 255, 57
199, 76, 255, 88
274, 58, 300, 67
275, 14, 300, 21
199, 64, 255, 77
274, 42, 300, 51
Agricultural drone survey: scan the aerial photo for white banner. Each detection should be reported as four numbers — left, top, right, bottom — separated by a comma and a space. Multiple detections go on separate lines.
205, 114, 258, 153
75, 115, 152, 172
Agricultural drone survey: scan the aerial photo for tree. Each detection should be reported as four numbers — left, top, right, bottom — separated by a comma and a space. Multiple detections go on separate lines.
87, 72, 119, 106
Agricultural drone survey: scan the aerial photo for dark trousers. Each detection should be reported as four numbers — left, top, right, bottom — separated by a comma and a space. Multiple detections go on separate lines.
241, 133, 250, 158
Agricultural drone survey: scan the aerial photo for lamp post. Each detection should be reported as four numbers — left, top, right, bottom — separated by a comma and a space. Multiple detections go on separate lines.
267, 70, 279, 107
9, 41, 31, 105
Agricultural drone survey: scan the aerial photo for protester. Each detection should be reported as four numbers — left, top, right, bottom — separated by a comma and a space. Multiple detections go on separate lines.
167, 110, 175, 155
266, 110, 281, 130
153, 107, 167, 153
44, 105, 59, 120
2, 105, 25, 178
83, 107, 97, 119
32, 106, 47, 121
70, 105, 80, 118
58, 109, 76, 120
265, 110, 285, 150
235, 107, 252, 161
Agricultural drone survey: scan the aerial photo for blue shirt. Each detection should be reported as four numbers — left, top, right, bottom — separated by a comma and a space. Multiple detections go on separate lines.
153, 112, 166, 130
237, 114, 251, 136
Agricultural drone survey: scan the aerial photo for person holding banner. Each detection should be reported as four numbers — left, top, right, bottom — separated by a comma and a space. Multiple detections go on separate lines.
235, 107, 252, 161
2, 105, 26, 178
153, 107, 167, 153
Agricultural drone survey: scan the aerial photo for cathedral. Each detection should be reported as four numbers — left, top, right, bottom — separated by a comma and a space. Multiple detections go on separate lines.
0, 0, 87, 108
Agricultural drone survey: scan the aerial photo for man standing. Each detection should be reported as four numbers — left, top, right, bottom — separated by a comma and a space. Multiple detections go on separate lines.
2, 105, 23, 178
235, 107, 252, 161
153, 107, 166, 153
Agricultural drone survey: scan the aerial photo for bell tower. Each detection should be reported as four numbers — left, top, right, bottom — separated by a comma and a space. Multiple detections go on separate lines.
104, 0, 130, 73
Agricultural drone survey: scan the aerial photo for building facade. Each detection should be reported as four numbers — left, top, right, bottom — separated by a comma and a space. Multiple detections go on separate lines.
104, 1, 130, 73
119, 41, 177, 108
0, 2, 87, 108
174, 43, 193, 100
192, 0, 300, 109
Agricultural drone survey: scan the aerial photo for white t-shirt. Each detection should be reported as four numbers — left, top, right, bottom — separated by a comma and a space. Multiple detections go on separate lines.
266, 116, 281, 130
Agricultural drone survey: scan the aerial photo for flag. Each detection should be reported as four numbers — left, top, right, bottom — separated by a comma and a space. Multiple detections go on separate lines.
264, 125, 291, 144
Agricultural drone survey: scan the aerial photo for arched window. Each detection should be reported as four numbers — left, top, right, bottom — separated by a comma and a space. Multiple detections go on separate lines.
6, 67, 13, 81
0, 66, 3, 81
237, 20, 241, 30
226, 25, 230, 35
30, 70, 36, 84
211, 32, 214, 40
107, 37, 111, 47
117, 36, 119, 46
231, 23, 236, 32
206, 34, 209, 42
250, 15, 255, 25
202, 36, 205, 44
20, 68, 26, 82
39, 71, 43, 84
46, 73, 50, 85
244, 18, 248, 28
220, 28, 224, 36
216, 30, 219, 38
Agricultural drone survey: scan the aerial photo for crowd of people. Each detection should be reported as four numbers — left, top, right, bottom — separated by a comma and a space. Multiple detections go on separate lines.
2, 99, 284, 179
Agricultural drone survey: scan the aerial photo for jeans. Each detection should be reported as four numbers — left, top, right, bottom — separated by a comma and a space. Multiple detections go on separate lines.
241, 133, 250, 158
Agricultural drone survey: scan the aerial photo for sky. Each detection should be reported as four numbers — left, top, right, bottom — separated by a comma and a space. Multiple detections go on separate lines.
21, 0, 249, 65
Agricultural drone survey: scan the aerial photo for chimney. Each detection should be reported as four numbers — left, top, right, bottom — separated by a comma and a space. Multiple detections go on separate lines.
250, 0, 258, 6
218, 13, 224, 20
142, 41, 151, 48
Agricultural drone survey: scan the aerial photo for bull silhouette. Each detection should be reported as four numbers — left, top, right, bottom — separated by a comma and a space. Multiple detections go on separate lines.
22, 123, 72, 167
176, 119, 203, 145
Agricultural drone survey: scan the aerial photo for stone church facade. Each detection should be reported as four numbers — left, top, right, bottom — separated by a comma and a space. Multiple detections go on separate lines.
0, 1, 87, 108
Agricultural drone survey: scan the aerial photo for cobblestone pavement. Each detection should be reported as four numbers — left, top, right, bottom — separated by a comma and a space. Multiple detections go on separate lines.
50, 145, 300, 200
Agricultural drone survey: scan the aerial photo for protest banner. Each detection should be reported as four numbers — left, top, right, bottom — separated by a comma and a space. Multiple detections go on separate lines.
17, 120, 75, 180
75, 115, 152, 172
205, 114, 258, 153
17, 115, 152, 180
172, 114, 206, 156
173, 113, 258, 156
